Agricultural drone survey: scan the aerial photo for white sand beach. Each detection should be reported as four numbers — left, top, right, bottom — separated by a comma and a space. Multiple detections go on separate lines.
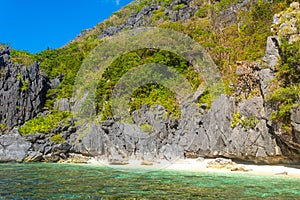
166, 159, 300, 178
87, 158, 300, 178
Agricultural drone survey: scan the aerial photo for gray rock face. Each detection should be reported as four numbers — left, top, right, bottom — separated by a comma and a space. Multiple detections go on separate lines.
98, 0, 201, 39
99, 4, 160, 39
75, 95, 282, 163
167, 0, 195, 22
291, 105, 300, 143
259, 68, 275, 98
0, 48, 50, 128
98, 0, 265, 40
50, 74, 64, 88
0, 129, 31, 162
78, 111, 185, 162
263, 36, 280, 70
54, 98, 71, 111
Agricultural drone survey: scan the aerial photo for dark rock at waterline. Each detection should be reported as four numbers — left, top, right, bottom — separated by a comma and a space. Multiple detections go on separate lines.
24, 151, 43, 162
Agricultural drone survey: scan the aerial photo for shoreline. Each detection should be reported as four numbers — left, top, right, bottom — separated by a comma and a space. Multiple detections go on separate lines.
85, 158, 300, 178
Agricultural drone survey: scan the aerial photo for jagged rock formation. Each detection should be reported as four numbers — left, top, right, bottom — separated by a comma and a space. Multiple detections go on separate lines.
98, 0, 203, 39
0, 48, 50, 128
73, 94, 283, 164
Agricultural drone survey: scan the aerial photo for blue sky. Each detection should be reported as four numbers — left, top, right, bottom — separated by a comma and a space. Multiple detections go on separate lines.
0, 0, 132, 53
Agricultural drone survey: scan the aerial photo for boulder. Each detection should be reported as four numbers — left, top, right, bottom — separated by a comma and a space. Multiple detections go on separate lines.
0, 129, 31, 162
24, 151, 43, 162
206, 158, 237, 170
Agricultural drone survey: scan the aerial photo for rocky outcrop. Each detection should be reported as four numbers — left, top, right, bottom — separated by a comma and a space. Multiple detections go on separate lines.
69, 94, 282, 164
291, 105, 300, 143
22, 120, 77, 162
0, 48, 50, 128
99, 4, 160, 39
0, 128, 31, 162
98, 0, 266, 39
98, 0, 199, 39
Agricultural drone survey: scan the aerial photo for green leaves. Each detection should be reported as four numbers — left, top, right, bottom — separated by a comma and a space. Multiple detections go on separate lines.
19, 111, 72, 135
278, 41, 300, 86
95, 49, 199, 120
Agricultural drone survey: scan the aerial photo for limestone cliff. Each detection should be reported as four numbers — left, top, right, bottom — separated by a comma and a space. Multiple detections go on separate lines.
0, 1, 299, 164
0, 48, 50, 129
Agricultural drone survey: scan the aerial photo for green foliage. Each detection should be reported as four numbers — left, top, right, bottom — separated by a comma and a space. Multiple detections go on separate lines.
223, 79, 235, 95
16, 73, 21, 80
197, 90, 212, 109
10, 49, 35, 66
96, 49, 201, 120
130, 84, 181, 119
21, 79, 29, 92
152, 9, 165, 21
155, 0, 173, 7
230, 112, 241, 128
278, 41, 300, 86
35, 39, 100, 99
140, 123, 153, 133
19, 111, 71, 135
172, 3, 185, 11
195, 5, 210, 18
17, 73, 29, 92
268, 85, 299, 124
267, 37, 300, 130
213, 0, 239, 13
50, 133, 66, 144
231, 111, 258, 130
240, 115, 259, 129
44, 89, 57, 109
0, 123, 9, 134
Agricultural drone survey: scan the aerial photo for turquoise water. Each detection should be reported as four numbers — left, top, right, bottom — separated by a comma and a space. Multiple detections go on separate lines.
0, 163, 299, 199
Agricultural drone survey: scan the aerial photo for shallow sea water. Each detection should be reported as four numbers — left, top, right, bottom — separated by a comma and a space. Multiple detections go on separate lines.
0, 163, 299, 199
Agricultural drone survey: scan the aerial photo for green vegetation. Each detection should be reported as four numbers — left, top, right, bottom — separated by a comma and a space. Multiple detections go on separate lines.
17, 73, 29, 92
231, 112, 258, 130
152, 9, 165, 21
5, 0, 298, 132
10, 49, 35, 66
140, 123, 153, 133
0, 123, 9, 134
267, 33, 300, 133
96, 49, 202, 120
35, 40, 100, 99
19, 111, 71, 135
195, 5, 210, 18
240, 115, 259, 130
21, 79, 29, 92
230, 112, 241, 128
172, 3, 185, 11
50, 133, 66, 144
130, 84, 181, 119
